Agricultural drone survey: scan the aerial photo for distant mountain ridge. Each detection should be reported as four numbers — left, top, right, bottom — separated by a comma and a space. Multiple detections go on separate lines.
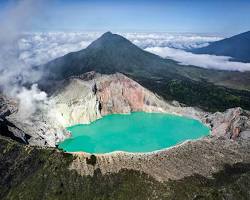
192, 31, 250, 63
39, 32, 250, 112
40, 31, 250, 89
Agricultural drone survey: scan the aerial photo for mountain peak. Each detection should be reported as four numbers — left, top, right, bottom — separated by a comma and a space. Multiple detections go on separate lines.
86, 31, 134, 50
42, 31, 167, 82
97, 31, 119, 41
102, 31, 113, 36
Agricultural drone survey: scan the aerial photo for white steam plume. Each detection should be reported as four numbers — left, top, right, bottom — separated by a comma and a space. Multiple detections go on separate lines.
15, 84, 48, 120
0, 0, 48, 120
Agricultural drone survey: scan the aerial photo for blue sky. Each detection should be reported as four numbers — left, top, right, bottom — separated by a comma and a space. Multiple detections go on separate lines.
1, 0, 250, 34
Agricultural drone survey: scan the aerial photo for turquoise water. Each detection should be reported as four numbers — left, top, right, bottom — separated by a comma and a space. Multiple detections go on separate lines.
58, 112, 210, 153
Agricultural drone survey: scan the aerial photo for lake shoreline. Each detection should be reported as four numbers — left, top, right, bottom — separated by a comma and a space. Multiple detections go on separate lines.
58, 112, 210, 153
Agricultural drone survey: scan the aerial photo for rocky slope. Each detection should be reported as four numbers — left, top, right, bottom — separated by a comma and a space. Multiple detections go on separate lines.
1, 72, 250, 199
207, 107, 250, 140
0, 95, 29, 144
70, 137, 250, 182
0, 135, 250, 200
1, 72, 250, 147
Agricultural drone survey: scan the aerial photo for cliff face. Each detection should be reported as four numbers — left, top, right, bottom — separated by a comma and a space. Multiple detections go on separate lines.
49, 72, 172, 127
1, 72, 250, 147
1, 72, 197, 146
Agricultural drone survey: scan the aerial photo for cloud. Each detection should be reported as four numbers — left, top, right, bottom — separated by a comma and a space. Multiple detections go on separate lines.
18, 32, 102, 66
6, 30, 249, 76
146, 47, 250, 72
0, 0, 43, 88
15, 32, 222, 66
121, 32, 223, 49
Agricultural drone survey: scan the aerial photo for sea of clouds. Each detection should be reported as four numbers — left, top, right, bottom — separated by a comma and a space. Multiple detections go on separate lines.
17, 32, 221, 66
16, 31, 250, 72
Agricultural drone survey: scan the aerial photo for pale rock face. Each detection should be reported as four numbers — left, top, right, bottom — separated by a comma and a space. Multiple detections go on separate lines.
95, 73, 173, 115
206, 107, 250, 139
241, 130, 250, 139
2, 72, 250, 147
49, 79, 101, 126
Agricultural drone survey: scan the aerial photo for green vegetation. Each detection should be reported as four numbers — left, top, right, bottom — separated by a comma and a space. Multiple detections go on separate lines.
132, 75, 250, 112
86, 155, 97, 166
0, 136, 250, 200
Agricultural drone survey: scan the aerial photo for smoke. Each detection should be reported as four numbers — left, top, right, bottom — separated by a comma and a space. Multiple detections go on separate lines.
0, 0, 48, 120
15, 84, 48, 120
